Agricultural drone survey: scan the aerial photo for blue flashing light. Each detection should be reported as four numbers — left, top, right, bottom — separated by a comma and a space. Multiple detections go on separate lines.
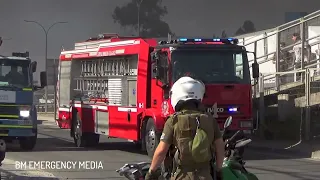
12, 51, 29, 58
228, 107, 238, 112
179, 38, 188, 42
177, 38, 238, 44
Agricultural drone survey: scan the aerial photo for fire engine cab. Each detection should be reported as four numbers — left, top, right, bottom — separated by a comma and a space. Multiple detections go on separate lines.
57, 34, 259, 157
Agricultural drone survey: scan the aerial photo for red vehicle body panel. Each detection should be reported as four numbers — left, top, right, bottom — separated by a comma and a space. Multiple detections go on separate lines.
202, 84, 252, 129
56, 36, 253, 144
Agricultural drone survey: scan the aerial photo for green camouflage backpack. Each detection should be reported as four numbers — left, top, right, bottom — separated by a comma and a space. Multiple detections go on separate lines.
172, 110, 214, 165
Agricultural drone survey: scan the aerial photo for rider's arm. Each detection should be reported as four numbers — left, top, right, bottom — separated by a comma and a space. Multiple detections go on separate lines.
213, 119, 225, 171
149, 117, 173, 172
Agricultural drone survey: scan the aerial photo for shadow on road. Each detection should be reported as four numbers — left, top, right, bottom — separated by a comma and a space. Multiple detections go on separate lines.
37, 120, 56, 126
5, 125, 314, 161
37, 120, 47, 125
243, 146, 311, 160
6, 131, 147, 156
0, 170, 59, 180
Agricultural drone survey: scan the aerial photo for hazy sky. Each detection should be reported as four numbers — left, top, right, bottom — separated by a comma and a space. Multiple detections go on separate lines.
1, 0, 320, 79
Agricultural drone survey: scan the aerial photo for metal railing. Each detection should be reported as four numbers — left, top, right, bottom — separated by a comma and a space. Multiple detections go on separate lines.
254, 67, 320, 140
245, 10, 320, 140
249, 15, 320, 89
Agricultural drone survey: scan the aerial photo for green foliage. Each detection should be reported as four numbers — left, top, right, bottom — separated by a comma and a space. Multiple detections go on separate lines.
112, 0, 172, 37
235, 20, 256, 36
221, 30, 227, 38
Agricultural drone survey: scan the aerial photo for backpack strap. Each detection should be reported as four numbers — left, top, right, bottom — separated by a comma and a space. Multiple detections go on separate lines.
195, 115, 201, 129
171, 111, 182, 126
170, 111, 182, 177
204, 113, 216, 163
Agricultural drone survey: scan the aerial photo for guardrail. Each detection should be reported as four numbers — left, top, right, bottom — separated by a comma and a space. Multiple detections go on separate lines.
253, 67, 320, 141
244, 10, 320, 92
35, 103, 55, 113
244, 10, 320, 141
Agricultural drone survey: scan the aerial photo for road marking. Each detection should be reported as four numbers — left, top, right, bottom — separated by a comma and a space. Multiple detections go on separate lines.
1, 158, 56, 177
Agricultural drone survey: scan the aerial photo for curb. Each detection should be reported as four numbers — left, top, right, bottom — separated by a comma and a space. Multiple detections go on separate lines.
249, 144, 311, 158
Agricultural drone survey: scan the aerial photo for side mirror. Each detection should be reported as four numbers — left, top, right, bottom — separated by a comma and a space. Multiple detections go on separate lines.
31, 61, 37, 73
247, 51, 259, 79
224, 116, 233, 129
40, 71, 47, 87
153, 52, 160, 78
252, 62, 259, 79
152, 64, 160, 78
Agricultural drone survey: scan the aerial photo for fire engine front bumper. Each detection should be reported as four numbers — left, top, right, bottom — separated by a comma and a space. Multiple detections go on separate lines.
0, 120, 36, 137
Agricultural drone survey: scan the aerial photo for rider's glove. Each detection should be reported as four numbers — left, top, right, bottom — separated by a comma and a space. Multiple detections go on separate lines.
216, 169, 223, 180
145, 169, 161, 180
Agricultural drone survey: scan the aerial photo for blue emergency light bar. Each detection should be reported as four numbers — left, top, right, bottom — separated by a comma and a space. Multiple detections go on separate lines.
177, 38, 238, 44
12, 51, 29, 58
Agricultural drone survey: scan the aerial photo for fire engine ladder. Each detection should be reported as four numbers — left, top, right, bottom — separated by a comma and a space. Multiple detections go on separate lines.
73, 57, 131, 103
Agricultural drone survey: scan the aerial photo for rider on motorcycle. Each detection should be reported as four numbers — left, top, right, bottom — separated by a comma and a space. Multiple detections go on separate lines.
145, 76, 225, 180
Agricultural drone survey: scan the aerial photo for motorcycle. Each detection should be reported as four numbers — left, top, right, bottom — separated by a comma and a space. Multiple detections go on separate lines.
116, 116, 258, 180
0, 139, 6, 178
217, 116, 258, 180
116, 162, 151, 180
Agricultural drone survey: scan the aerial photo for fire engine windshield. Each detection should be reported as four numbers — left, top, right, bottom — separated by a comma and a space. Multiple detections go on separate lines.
0, 59, 30, 88
171, 50, 250, 84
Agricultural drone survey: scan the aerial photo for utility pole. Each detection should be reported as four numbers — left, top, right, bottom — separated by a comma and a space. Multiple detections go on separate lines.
0, 37, 12, 47
24, 20, 67, 113
137, 0, 144, 36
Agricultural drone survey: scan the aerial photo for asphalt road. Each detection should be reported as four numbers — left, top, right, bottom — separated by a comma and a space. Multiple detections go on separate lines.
1, 121, 320, 180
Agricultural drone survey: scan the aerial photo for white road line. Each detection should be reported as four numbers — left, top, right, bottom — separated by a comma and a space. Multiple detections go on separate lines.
1, 158, 56, 177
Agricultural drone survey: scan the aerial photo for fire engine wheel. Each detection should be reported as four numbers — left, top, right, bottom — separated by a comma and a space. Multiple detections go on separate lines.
73, 113, 86, 147
145, 119, 160, 158
73, 113, 100, 147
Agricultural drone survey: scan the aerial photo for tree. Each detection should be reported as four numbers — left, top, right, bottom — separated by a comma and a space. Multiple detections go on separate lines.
112, 0, 172, 37
221, 30, 227, 38
213, 30, 227, 38
235, 20, 256, 36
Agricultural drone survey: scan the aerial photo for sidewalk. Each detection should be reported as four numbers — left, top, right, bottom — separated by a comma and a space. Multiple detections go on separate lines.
37, 113, 57, 126
250, 137, 320, 159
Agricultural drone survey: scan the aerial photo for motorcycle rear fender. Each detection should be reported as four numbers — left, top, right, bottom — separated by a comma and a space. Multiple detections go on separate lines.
222, 167, 248, 180
221, 160, 248, 180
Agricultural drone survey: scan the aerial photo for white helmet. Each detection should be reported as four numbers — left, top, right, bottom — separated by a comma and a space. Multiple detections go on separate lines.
170, 76, 205, 110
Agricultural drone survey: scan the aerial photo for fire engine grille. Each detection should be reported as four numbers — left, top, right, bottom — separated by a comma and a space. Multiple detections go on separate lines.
0, 105, 20, 119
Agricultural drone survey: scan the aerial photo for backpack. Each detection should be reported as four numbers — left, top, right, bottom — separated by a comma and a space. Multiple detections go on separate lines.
172, 110, 214, 166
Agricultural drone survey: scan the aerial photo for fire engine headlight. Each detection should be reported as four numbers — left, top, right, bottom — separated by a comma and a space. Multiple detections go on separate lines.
19, 106, 31, 118
240, 121, 252, 128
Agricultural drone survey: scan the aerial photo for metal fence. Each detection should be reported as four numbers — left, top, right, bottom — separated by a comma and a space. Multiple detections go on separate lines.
39, 59, 58, 114
246, 10, 320, 140
34, 86, 55, 113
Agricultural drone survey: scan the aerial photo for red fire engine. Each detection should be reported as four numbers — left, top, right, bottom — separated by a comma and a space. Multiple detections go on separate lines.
56, 34, 259, 157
